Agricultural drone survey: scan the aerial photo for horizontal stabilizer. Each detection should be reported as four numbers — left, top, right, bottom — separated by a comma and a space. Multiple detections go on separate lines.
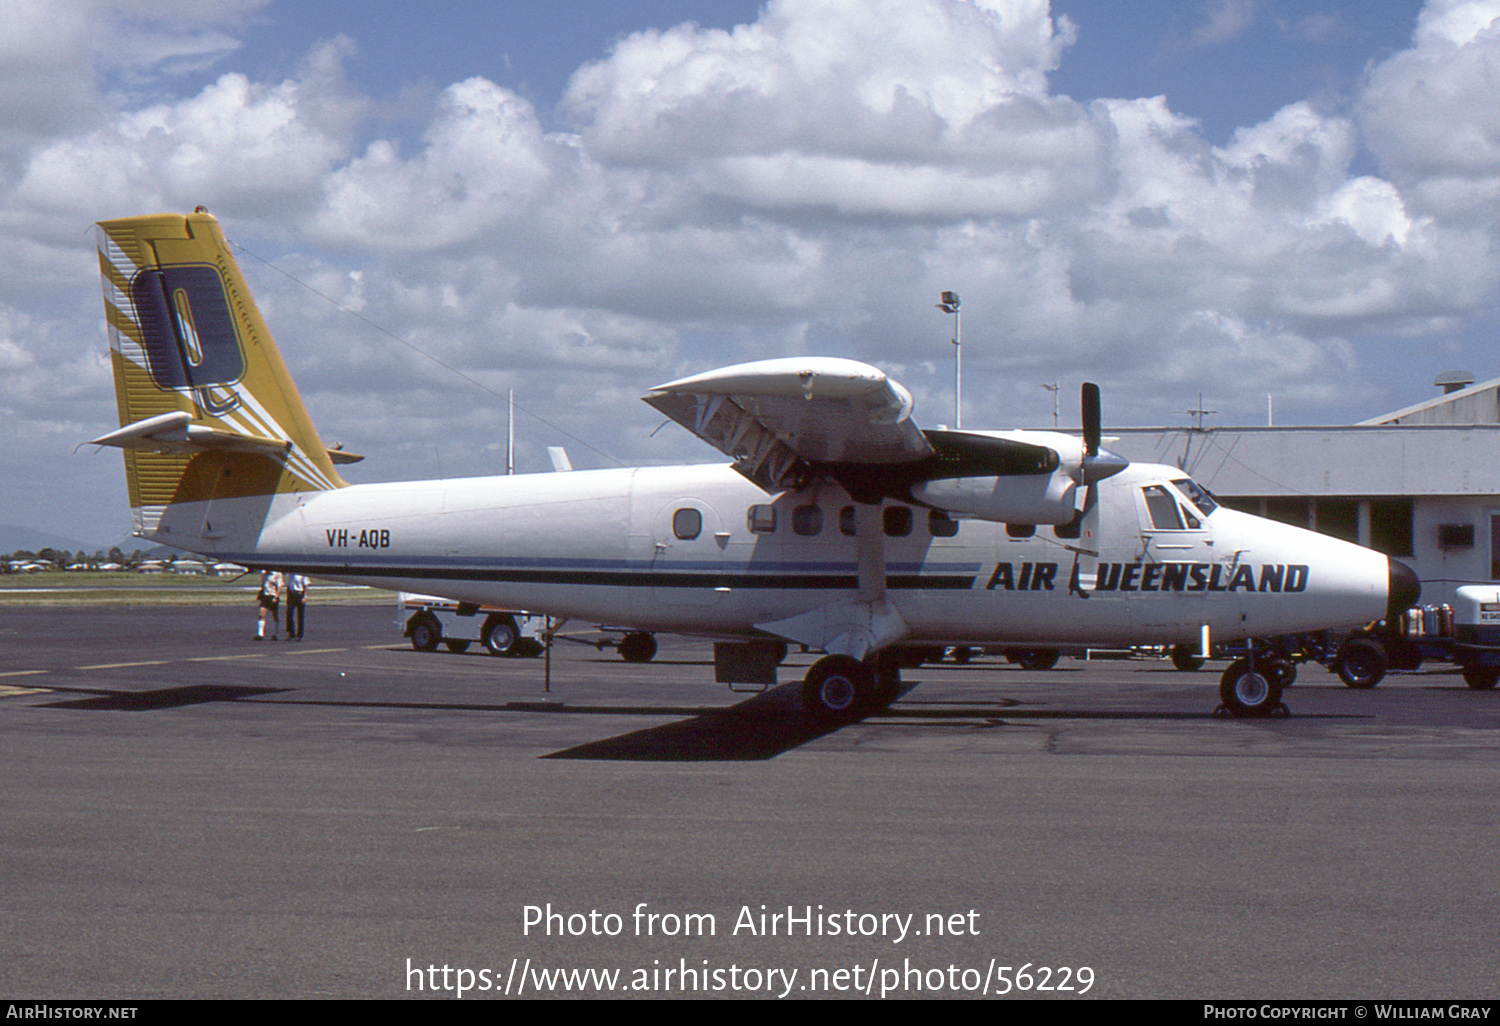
325, 444, 364, 465
90, 411, 291, 456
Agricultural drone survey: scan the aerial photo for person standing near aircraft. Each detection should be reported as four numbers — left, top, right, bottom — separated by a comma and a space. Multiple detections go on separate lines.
285, 572, 308, 641
256, 570, 282, 640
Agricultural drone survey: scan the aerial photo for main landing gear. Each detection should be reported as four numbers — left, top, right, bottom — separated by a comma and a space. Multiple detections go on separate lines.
801, 653, 901, 721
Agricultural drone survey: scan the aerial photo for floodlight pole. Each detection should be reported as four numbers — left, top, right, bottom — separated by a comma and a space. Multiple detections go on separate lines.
937, 291, 961, 429
1041, 382, 1060, 427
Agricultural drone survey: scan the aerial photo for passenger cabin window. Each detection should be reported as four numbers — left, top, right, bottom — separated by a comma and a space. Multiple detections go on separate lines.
747, 504, 777, 534
793, 504, 823, 536
1142, 485, 1186, 530
929, 510, 959, 538
672, 508, 702, 540
884, 506, 913, 537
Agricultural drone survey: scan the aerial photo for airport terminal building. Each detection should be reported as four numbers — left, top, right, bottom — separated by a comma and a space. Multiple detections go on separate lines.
1106, 373, 1500, 608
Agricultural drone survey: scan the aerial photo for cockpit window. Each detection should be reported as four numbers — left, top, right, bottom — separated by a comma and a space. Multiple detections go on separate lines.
1171, 478, 1218, 516
1143, 485, 1186, 530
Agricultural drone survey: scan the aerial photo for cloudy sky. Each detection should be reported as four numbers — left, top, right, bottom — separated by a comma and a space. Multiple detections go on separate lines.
3, 0, 1496, 546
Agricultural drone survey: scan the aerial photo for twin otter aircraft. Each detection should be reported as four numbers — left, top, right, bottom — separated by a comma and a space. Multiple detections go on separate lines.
91, 211, 1418, 719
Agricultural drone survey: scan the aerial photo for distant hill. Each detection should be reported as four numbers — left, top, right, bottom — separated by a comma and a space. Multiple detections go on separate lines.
0, 524, 127, 556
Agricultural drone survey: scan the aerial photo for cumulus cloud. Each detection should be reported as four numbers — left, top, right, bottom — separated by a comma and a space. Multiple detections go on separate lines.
1187, 0, 1262, 48
314, 77, 558, 250
0, 0, 268, 156
1360, 0, 1500, 223
17, 36, 365, 221
8, 0, 1500, 540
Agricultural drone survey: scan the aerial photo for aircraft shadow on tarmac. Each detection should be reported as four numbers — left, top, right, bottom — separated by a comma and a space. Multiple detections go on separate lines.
37, 678, 1361, 762
43, 684, 289, 711
544, 682, 860, 761
540, 681, 1359, 762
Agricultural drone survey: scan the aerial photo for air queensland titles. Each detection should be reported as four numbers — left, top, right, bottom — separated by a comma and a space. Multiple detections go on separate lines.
986, 561, 1310, 594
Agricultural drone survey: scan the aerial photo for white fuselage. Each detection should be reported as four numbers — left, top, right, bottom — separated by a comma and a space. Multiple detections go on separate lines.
150, 459, 1391, 647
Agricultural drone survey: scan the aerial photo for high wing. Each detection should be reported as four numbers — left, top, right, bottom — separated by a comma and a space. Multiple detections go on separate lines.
645, 356, 1093, 524
644, 357, 931, 493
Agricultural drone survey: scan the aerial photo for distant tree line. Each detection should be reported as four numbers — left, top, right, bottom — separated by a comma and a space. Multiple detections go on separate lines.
2, 547, 151, 572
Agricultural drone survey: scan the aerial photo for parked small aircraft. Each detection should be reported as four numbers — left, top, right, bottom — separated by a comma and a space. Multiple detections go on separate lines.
90, 211, 1418, 718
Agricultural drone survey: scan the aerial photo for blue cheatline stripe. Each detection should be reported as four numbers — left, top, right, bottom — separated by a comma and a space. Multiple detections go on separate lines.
226, 556, 978, 591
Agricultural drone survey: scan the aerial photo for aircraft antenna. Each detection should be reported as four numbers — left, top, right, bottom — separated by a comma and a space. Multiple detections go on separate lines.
1188, 394, 1216, 431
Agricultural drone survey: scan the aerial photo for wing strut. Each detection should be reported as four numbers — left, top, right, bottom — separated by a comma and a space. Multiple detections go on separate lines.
756, 499, 908, 659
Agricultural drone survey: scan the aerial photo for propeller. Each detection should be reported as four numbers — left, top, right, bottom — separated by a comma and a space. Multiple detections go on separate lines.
1059, 383, 1129, 545
1082, 381, 1101, 458
1078, 381, 1127, 486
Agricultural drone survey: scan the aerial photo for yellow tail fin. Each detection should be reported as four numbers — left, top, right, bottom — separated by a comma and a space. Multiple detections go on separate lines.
92, 210, 355, 539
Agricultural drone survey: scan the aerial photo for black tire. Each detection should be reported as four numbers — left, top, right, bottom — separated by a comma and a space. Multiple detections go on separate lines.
1267, 658, 1296, 688
482, 614, 519, 657
444, 640, 471, 654
619, 631, 657, 663
802, 655, 874, 720
1015, 648, 1060, 671
1170, 643, 1205, 672
408, 614, 441, 653
1218, 657, 1284, 717
1463, 666, 1500, 690
1336, 637, 1388, 689
951, 645, 973, 664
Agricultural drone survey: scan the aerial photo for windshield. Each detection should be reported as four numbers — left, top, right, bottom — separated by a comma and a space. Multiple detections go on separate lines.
1171, 478, 1219, 516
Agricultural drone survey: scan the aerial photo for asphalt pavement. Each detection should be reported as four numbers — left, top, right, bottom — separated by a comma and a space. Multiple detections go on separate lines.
4, 603, 1500, 1000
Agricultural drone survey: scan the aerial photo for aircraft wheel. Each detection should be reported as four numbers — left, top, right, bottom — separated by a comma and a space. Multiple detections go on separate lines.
1335, 637, 1387, 689
444, 640, 471, 654
482, 614, 519, 657
1170, 644, 1205, 672
1268, 658, 1296, 688
619, 631, 657, 663
1015, 648, 1060, 671
1463, 666, 1500, 690
408, 614, 441, 653
1218, 658, 1283, 717
802, 655, 873, 720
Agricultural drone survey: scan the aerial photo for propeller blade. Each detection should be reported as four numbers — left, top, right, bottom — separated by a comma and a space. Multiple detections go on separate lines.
1081, 382, 1101, 457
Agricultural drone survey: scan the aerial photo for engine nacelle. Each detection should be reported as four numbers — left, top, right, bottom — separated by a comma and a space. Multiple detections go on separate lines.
909, 470, 1077, 525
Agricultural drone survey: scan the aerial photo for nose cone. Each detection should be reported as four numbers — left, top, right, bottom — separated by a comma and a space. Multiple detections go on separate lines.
1387, 559, 1421, 623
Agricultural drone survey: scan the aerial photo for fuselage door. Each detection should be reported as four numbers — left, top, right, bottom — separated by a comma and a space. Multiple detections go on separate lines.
651, 499, 727, 606
1124, 482, 1219, 639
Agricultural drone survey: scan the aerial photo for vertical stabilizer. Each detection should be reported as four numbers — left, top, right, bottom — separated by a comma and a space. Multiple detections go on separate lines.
93, 211, 352, 540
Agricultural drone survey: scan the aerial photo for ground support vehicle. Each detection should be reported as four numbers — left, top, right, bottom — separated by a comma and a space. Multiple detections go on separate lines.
397, 593, 545, 657
1326, 590, 1500, 690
